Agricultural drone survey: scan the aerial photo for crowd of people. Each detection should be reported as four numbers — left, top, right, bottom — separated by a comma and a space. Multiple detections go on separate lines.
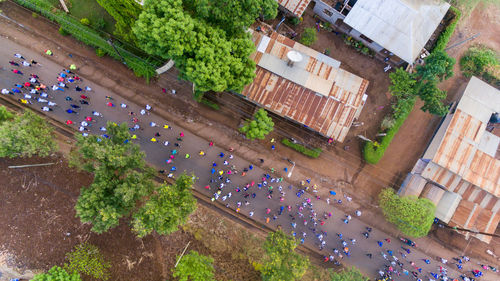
2, 52, 499, 281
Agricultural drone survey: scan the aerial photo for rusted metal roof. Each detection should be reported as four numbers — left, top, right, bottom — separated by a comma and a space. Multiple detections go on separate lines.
242, 29, 369, 142
277, 0, 311, 17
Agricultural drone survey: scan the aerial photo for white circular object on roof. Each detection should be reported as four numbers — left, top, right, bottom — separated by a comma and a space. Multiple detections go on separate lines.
287, 50, 303, 63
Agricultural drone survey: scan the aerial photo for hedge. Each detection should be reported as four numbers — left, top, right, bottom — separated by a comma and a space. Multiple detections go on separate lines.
281, 138, 322, 158
363, 98, 416, 164
433, 6, 461, 51
13, 0, 158, 81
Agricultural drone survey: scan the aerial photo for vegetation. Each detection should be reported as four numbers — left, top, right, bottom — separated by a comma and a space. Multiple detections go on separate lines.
300, 28, 317, 46
379, 188, 436, 237
79, 17, 90, 26
240, 108, 274, 140
32, 266, 82, 281
183, 0, 278, 36
172, 250, 215, 281
328, 267, 368, 281
132, 173, 197, 237
0, 109, 57, 158
95, 47, 107, 57
0, 106, 14, 123
69, 122, 156, 233
133, 0, 277, 93
281, 138, 322, 158
68, 0, 116, 34
452, 0, 500, 16
96, 0, 142, 42
64, 243, 111, 280
260, 230, 310, 281
433, 6, 461, 51
343, 35, 374, 56
460, 44, 499, 86
14, 0, 159, 81
363, 51, 455, 163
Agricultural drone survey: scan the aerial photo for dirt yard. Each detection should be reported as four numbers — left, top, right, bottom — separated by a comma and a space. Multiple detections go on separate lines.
0, 154, 263, 281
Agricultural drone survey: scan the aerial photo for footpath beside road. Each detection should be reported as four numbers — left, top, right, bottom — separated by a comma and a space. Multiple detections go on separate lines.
2, 31, 499, 281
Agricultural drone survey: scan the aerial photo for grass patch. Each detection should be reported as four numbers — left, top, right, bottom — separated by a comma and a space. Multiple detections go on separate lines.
281, 138, 322, 158
200, 99, 220, 110
451, 0, 500, 16
363, 98, 416, 164
68, 0, 115, 34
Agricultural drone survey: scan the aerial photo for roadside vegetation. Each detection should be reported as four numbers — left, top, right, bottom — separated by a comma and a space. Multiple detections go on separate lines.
240, 108, 275, 140
281, 138, 322, 158
379, 188, 436, 237
363, 6, 460, 164
460, 44, 500, 87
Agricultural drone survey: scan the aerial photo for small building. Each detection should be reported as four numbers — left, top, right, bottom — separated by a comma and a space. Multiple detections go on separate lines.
399, 77, 500, 243
313, 0, 450, 65
276, 0, 312, 17
240, 26, 369, 142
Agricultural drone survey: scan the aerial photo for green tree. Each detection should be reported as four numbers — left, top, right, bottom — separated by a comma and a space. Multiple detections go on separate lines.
32, 266, 82, 281
379, 188, 436, 237
240, 108, 274, 140
70, 122, 155, 233
460, 44, 499, 80
132, 173, 197, 237
96, 0, 142, 42
183, 0, 278, 36
416, 50, 455, 83
133, 0, 256, 93
389, 68, 416, 100
328, 267, 368, 281
172, 251, 215, 281
0, 109, 57, 158
0, 106, 14, 123
64, 243, 111, 280
418, 82, 449, 116
300, 28, 317, 46
260, 230, 310, 281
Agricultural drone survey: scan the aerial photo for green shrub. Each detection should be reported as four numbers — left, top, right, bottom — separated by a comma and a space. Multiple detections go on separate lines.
281, 138, 322, 158
80, 17, 90, 26
32, 11, 38, 18
93, 17, 107, 30
460, 44, 499, 81
300, 28, 317, 46
59, 26, 69, 36
64, 243, 111, 280
363, 98, 416, 164
289, 16, 300, 26
95, 48, 107, 57
32, 266, 82, 281
434, 6, 461, 51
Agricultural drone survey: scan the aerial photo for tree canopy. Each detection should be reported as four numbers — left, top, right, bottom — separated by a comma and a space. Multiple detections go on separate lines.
328, 267, 368, 281
64, 243, 111, 280
32, 266, 82, 281
0, 106, 14, 123
132, 173, 197, 237
133, 0, 260, 93
416, 50, 455, 83
240, 108, 274, 140
0, 109, 57, 158
96, 0, 142, 42
173, 250, 215, 281
183, 0, 278, 36
260, 230, 310, 281
379, 188, 436, 237
70, 122, 155, 233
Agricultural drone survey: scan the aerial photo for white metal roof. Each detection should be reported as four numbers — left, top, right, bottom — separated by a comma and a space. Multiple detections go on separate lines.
344, 0, 450, 63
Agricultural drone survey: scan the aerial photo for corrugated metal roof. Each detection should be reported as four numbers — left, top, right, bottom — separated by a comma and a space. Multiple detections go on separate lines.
242, 30, 369, 142
344, 0, 450, 63
277, 0, 311, 17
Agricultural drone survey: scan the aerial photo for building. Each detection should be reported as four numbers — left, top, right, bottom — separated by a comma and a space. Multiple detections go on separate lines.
399, 77, 500, 243
240, 26, 369, 142
313, 0, 450, 65
276, 0, 312, 17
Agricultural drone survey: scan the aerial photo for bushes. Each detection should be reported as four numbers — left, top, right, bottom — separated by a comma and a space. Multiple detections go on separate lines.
300, 28, 317, 46
379, 188, 436, 237
13, 0, 158, 81
58, 26, 69, 36
281, 138, 322, 158
460, 44, 499, 85
95, 48, 107, 57
363, 98, 415, 164
64, 243, 111, 280
434, 6, 461, 51
79, 17, 90, 26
